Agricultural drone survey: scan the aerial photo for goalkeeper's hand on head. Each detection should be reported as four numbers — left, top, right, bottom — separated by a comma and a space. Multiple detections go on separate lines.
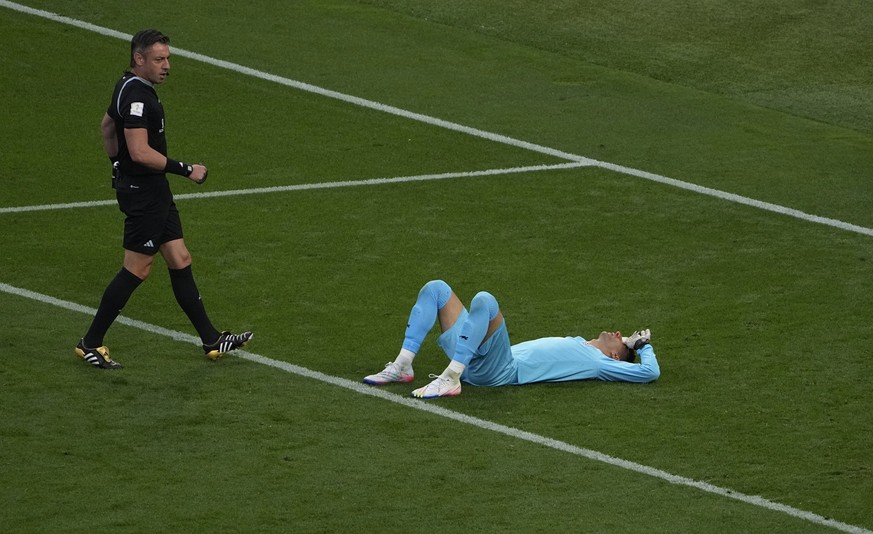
623, 329, 651, 350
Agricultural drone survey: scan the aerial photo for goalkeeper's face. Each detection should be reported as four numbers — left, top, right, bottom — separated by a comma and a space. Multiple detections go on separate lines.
596, 331, 632, 361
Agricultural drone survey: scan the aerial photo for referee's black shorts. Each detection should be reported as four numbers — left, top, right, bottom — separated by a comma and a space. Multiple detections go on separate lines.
116, 178, 183, 255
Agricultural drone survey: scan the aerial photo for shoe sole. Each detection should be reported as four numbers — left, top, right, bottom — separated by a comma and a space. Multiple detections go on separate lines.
412, 387, 462, 399
205, 334, 253, 360
363, 375, 414, 385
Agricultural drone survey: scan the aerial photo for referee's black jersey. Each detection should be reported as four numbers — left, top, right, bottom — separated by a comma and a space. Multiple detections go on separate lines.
107, 72, 168, 183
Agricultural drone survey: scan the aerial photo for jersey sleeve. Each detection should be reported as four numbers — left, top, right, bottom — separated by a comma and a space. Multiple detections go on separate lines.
596, 344, 660, 383
118, 84, 152, 130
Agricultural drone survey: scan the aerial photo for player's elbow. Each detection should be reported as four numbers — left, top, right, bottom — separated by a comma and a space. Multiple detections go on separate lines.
637, 364, 660, 383
100, 117, 115, 143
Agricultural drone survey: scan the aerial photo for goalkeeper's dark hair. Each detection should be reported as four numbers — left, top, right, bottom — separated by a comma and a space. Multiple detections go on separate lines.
620, 347, 637, 363
130, 29, 170, 67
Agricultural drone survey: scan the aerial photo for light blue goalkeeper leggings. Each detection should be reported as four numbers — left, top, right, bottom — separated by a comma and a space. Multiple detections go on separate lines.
401, 279, 453, 353
437, 291, 516, 387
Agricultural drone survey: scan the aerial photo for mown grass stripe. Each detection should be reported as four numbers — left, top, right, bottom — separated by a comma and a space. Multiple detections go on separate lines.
1, 1, 870, 239
0, 280, 869, 534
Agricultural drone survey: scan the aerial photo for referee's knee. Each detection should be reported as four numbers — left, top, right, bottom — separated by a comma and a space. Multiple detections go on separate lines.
125, 264, 151, 280
123, 252, 154, 280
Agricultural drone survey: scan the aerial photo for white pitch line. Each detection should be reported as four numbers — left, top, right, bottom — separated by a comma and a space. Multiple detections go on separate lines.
3, 5, 870, 529
593, 160, 873, 238
3, 4, 871, 530
0, 163, 588, 214
0, 0, 592, 166
2, 1, 871, 239
0, 280, 869, 534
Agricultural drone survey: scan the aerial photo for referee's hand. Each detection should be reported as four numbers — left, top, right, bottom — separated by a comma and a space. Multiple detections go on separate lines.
189, 164, 208, 184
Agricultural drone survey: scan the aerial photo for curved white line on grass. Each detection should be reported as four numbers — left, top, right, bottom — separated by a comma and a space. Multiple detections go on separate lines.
1, 279, 870, 534
0, 163, 586, 214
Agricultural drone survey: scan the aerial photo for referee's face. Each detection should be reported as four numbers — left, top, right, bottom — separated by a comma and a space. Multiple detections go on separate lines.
135, 42, 171, 85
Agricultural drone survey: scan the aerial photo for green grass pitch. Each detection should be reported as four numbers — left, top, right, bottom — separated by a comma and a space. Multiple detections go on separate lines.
1, 1, 871, 532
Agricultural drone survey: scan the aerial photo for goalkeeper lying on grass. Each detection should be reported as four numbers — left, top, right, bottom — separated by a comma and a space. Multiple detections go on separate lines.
363, 279, 660, 399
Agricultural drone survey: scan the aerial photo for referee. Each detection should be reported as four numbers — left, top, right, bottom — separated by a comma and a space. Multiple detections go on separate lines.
75, 29, 252, 369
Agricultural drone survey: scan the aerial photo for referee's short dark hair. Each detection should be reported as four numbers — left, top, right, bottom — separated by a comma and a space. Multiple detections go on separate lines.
130, 29, 170, 67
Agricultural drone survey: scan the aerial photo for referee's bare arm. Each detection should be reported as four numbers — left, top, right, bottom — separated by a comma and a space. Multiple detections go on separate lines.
125, 127, 207, 182
101, 113, 118, 160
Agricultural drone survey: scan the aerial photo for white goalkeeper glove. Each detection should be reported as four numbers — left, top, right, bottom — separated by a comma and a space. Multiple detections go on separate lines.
622, 329, 651, 350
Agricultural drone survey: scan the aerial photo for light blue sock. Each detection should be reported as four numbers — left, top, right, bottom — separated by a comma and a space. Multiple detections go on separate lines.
401, 280, 452, 353
452, 291, 499, 366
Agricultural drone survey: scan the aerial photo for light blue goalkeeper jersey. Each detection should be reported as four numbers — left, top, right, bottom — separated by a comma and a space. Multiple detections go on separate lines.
437, 310, 660, 387
511, 336, 660, 385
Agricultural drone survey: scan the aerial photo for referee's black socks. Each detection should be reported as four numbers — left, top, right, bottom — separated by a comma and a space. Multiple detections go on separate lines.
83, 267, 142, 348
168, 265, 221, 345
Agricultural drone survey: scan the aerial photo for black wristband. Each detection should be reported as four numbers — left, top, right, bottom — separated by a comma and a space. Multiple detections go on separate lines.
109, 155, 119, 164
164, 158, 193, 177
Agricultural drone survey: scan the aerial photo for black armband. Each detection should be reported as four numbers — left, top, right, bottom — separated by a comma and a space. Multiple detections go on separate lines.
164, 158, 193, 177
